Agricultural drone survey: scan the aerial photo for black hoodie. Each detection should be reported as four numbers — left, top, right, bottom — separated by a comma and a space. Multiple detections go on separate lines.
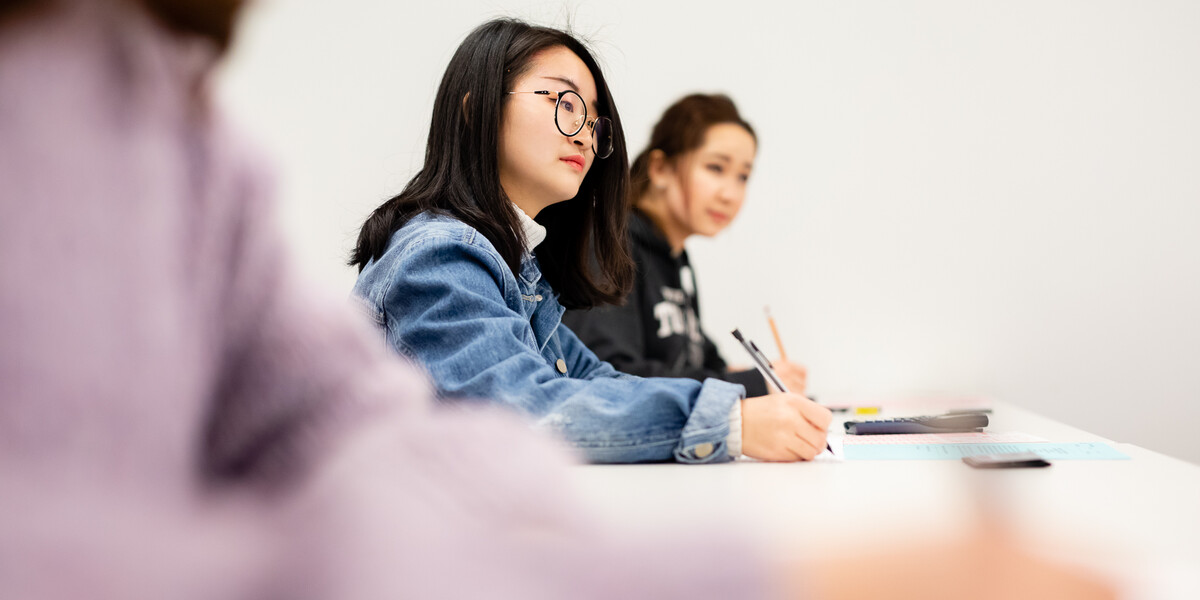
563, 210, 768, 397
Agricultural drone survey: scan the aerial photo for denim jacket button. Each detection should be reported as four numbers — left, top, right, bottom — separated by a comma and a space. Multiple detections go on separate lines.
534, 294, 543, 301
693, 442, 713, 459
555, 358, 568, 374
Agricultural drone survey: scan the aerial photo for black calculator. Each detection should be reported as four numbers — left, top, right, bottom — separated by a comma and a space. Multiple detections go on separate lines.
844, 413, 989, 435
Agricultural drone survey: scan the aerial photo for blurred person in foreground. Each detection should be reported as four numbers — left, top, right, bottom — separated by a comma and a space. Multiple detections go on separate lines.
0, 1, 1114, 599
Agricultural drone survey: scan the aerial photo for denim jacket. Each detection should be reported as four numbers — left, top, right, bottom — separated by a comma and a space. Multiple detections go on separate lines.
353, 212, 745, 463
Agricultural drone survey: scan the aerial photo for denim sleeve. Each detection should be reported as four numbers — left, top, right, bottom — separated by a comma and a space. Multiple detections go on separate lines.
381, 236, 745, 464
555, 319, 625, 381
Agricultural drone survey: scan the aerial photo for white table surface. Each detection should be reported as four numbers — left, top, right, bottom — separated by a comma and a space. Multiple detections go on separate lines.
566, 402, 1200, 576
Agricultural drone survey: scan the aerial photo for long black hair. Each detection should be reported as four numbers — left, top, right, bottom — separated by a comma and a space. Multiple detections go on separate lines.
349, 18, 632, 309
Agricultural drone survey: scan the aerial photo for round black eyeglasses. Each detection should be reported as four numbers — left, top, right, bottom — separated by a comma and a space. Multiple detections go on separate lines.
506, 89, 614, 159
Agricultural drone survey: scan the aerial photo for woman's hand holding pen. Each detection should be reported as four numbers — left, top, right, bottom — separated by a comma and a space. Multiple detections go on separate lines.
768, 360, 807, 394
741, 394, 832, 461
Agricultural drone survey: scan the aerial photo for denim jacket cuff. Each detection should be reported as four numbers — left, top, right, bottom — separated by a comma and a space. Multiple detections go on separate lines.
725, 399, 743, 458
673, 379, 746, 464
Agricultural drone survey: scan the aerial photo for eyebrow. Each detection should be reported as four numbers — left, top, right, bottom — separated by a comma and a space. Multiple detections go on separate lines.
541, 75, 579, 92
539, 75, 600, 113
704, 152, 754, 170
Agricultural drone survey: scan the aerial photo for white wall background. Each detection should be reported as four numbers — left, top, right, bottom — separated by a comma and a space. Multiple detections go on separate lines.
216, 0, 1200, 463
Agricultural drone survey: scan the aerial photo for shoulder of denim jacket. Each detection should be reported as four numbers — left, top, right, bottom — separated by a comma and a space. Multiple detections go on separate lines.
398, 217, 476, 247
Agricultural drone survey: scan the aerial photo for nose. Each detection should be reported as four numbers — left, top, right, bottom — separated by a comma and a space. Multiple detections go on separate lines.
718, 183, 743, 205
571, 124, 593, 151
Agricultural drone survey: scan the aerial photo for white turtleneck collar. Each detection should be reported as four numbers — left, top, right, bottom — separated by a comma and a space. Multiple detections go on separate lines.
513, 204, 547, 253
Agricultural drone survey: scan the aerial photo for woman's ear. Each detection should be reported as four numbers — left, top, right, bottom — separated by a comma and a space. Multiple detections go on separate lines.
647, 150, 672, 191
461, 92, 470, 124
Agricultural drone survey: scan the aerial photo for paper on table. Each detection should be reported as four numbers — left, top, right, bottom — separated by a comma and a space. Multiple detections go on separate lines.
828, 436, 844, 458
815, 445, 844, 462
843, 442, 1131, 461
842, 432, 1047, 445
738, 445, 845, 462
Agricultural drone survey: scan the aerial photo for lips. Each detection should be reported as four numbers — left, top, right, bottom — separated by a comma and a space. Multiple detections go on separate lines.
560, 155, 585, 172
707, 210, 730, 224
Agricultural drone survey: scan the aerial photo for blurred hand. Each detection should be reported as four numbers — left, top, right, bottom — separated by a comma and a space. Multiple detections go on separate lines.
794, 532, 1116, 600
769, 359, 807, 394
741, 394, 832, 461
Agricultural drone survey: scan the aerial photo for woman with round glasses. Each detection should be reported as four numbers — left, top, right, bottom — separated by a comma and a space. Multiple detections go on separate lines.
350, 19, 831, 464
564, 94, 809, 397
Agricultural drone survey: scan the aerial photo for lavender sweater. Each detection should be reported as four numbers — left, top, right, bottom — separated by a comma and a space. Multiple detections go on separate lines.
0, 2, 772, 599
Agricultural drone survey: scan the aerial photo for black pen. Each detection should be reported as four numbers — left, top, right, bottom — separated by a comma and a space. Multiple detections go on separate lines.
731, 328, 833, 455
